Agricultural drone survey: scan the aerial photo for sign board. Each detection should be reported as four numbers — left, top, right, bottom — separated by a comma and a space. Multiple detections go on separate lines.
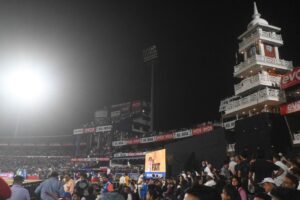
145, 149, 166, 178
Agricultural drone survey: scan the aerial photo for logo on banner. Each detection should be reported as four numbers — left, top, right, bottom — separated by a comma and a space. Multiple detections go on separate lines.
73, 129, 84, 135
280, 100, 300, 115
96, 125, 112, 133
173, 130, 192, 139
281, 67, 300, 89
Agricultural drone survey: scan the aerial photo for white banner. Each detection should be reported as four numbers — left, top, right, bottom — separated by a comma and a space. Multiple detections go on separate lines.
112, 140, 127, 146
96, 125, 112, 133
173, 130, 192, 139
140, 136, 155, 143
73, 128, 84, 135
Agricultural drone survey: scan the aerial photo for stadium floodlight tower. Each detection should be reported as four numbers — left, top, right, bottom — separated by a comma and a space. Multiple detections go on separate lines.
143, 45, 158, 133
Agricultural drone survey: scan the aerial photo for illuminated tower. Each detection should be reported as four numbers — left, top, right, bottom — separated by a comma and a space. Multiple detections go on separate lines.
219, 2, 293, 151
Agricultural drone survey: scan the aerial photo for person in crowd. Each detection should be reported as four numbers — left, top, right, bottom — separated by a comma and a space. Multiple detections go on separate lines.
281, 173, 299, 190
253, 193, 271, 200
184, 185, 220, 200
228, 157, 237, 177
7, 175, 30, 200
137, 171, 144, 198
119, 174, 126, 186
270, 186, 300, 200
204, 173, 216, 187
231, 176, 246, 200
64, 174, 75, 194
221, 185, 241, 200
0, 176, 11, 199
101, 177, 113, 193
124, 173, 130, 187
249, 149, 283, 184
290, 167, 300, 190
235, 153, 249, 190
140, 178, 148, 200
258, 177, 276, 196
35, 171, 65, 200
85, 186, 96, 200
62, 192, 72, 200
220, 161, 231, 180
74, 172, 90, 198
99, 192, 125, 200
273, 154, 289, 187
120, 186, 134, 200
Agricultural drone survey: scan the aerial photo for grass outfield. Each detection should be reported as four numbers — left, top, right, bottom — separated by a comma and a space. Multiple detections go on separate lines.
4, 179, 41, 186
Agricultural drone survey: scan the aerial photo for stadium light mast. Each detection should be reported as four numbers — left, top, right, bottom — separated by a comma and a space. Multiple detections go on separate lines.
143, 45, 158, 133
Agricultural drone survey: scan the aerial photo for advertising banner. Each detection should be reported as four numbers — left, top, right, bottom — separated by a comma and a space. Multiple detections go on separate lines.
84, 127, 96, 134
71, 157, 110, 162
145, 149, 166, 178
192, 125, 214, 136
0, 172, 14, 179
155, 133, 174, 142
140, 136, 155, 143
114, 152, 146, 158
96, 125, 112, 133
173, 130, 192, 139
73, 129, 84, 135
112, 140, 127, 146
281, 67, 300, 89
280, 100, 300, 115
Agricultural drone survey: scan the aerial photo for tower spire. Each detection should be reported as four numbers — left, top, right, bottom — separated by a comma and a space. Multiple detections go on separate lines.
252, 2, 261, 19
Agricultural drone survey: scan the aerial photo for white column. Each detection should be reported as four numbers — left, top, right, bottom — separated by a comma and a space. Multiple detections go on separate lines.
259, 41, 265, 56
275, 46, 280, 59
244, 51, 247, 61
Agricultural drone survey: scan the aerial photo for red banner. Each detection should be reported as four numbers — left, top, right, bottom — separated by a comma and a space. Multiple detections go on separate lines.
84, 127, 96, 134
192, 125, 213, 136
280, 100, 300, 115
155, 133, 174, 141
281, 67, 300, 89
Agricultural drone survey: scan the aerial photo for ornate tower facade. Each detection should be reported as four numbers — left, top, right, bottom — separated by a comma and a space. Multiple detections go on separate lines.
220, 2, 293, 131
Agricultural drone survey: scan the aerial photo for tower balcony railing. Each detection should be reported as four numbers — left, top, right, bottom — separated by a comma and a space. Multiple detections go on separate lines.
223, 120, 236, 130
234, 73, 281, 95
234, 55, 293, 77
239, 29, 283, 50
224, 88, 285, 115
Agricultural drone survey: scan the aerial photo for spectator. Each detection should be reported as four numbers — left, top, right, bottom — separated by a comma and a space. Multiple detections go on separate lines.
249, 150, 283, 184
64, 174, 75, 194
184, 185, 220, 200
253, 192, 271, 200
231, 176, 246, 200
281, 173, 299, 190
258, 177, 276, 196
74, 172, 90, 198
35, 171, 65, 200
221, 185, 241, 200
273, 154, 289, 187
7, 175, 30, 200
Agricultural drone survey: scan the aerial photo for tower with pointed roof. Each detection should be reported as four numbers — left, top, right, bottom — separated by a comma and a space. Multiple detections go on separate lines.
219, 2, 293, 134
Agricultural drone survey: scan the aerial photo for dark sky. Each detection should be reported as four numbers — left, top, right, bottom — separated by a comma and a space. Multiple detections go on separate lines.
0, 0, 299, 136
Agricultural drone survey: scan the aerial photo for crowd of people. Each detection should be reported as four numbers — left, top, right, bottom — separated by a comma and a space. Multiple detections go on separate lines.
1, 149, 300, 200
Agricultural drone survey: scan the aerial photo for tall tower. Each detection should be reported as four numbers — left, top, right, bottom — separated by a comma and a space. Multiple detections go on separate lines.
219, 3, 293, 147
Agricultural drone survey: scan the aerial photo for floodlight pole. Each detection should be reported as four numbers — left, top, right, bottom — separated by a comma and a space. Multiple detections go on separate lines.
143, 45, 158, 133
14, 111, 21, 138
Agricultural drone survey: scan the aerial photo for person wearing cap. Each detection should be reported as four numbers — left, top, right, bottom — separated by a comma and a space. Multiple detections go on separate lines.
35, 171, 65, 200
259, 177, 276, 196
7, 175, 30, 200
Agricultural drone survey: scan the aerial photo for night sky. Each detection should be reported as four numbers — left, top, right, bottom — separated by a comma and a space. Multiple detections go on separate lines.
0, 0, 299, 136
